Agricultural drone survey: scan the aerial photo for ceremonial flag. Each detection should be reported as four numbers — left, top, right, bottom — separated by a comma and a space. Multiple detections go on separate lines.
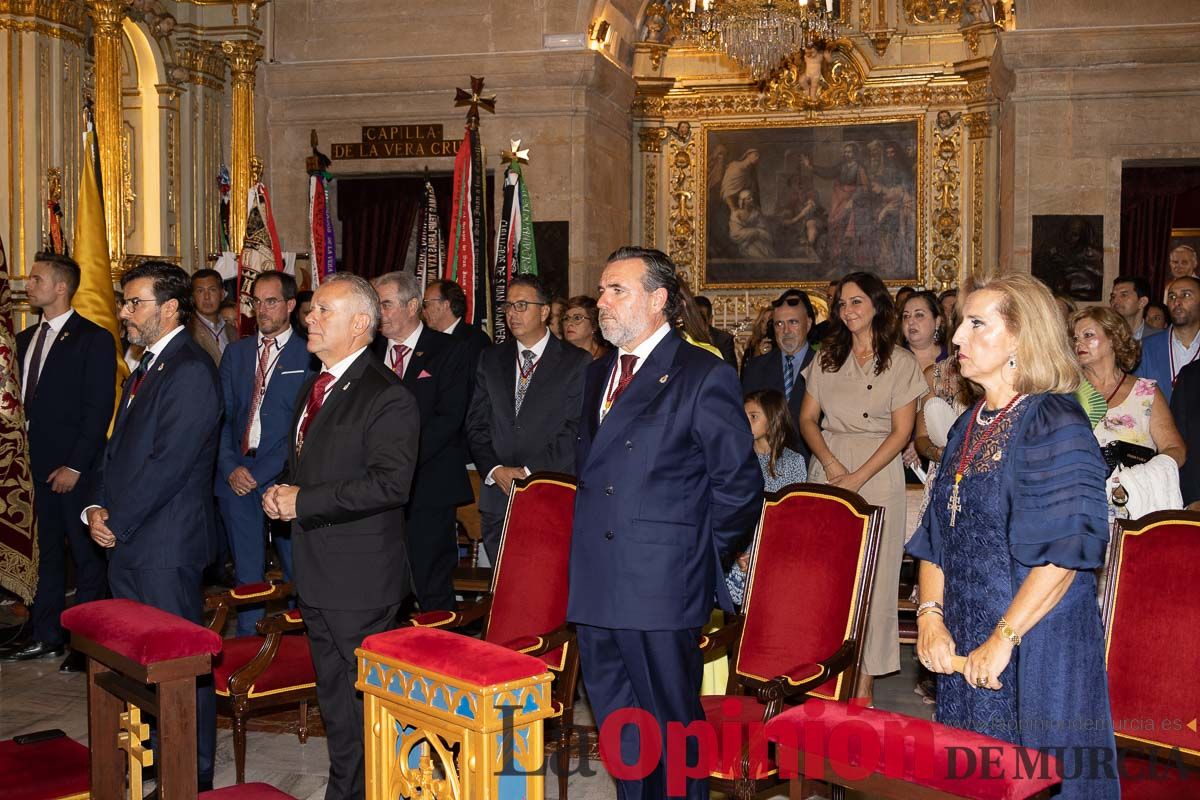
236, 180, 284, 338
0, 231, 39, 603
445, 124, 489, 327
414, 177, 444, 288
492, 157, 538, 344
307, 138, 336, 288
73, 111, 129, 425
218, 166, 232, 252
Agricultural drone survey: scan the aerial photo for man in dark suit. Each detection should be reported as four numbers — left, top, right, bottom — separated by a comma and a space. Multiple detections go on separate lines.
0, 253, 114, 669
694, 294, 738, 367
264, 273, 418, 800
216, 271, 312, 634
568, 247, 763, 800
424, 278, 491, 391
1136, 275, 1200, 403
465, 274, 590, 563
742, 288, 817, 456
372, 271, 471, 611
85, 261, 222, 790
1170, 359, 1200, 508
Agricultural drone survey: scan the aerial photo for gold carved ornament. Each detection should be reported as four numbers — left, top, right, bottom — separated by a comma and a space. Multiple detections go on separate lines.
668, 126, 697, 291
930, 112, 963, 291
761, 40, 865, 111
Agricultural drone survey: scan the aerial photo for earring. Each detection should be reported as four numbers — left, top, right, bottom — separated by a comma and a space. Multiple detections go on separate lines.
1007, 356, 1017, 369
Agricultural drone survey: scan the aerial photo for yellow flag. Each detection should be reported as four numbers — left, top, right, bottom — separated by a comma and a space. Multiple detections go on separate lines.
73, 127, 129, 426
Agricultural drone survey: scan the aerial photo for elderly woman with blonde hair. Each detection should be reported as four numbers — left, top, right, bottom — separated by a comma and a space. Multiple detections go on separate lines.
907, 274, 1119, 799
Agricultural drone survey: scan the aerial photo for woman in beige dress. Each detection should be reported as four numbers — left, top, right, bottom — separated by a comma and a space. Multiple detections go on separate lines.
799, 271, 927, 703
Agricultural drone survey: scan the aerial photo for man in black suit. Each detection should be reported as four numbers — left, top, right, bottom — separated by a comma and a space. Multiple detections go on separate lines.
0, 253, 115, 669
264, 273, 418, 800
372, 271, 471, 611
424, 278, 491, 380
694, 294, 738, 367
85, 261, 222, 789
1171, 359, 1200, 508
465, 274, 590, 563
742, 288, 816, 455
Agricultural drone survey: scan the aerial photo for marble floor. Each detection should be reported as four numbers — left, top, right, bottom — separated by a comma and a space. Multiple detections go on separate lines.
0, 631, 932, 800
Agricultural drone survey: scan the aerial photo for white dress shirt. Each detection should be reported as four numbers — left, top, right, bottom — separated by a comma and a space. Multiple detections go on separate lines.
444, 317, 462, 335
21, 308, 74, 398
599, 322, 672, 422
386, 323, 423, 378
245, 326, 292, 450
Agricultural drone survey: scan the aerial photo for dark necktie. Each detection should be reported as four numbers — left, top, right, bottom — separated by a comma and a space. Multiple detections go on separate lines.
129, 351, 155, 399
297, 372, 336, 452
391, 343, 411, 378
23, 322, 51, 404
515, 349, 536, 414
609, 354, 639, 405
241, 337, 275, 454
784, 353, 795, 399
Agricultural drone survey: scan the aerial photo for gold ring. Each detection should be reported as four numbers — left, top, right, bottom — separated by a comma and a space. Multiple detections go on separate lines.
976, 677, 987, 688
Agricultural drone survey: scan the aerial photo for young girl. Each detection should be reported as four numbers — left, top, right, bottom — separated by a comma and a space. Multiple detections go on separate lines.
726, 390, 807, 606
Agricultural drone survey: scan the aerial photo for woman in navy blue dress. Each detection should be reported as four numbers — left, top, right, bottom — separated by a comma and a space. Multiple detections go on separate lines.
907, 274, 1119, 799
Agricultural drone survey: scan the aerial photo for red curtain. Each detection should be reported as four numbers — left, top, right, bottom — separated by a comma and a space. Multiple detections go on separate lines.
1121, 168, 1200, 298
337, 176, 452, 279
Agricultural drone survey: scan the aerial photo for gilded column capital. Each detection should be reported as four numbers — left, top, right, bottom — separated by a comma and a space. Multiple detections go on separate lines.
638, 127, 668, 154
86, 0, 129, 36
964, 110, 992, 138
222, 39, 263, 87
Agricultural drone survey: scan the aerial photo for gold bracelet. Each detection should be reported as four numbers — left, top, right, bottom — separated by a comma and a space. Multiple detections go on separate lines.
996, 617, 1021, 646
916, 607, 944, 619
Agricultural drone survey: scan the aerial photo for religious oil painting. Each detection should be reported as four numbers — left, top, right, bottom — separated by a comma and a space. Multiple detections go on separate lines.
702, 119, 922, 288
1031, 215, 1104, 302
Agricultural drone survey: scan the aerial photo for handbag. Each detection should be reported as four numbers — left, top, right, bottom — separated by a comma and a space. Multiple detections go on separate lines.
1100, 440, 1156, 472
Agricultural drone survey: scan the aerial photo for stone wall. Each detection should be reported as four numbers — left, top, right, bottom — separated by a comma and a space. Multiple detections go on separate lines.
260, 1, 636, 295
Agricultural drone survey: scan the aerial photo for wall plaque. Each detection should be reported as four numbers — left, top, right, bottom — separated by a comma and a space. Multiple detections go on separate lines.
331, 125, 462, 160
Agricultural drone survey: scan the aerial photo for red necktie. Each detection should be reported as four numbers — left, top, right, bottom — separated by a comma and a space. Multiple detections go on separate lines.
241, 337, 275, 454
391, 343, 411, 377
297, 372, 335, 452
609, 354, 639, 405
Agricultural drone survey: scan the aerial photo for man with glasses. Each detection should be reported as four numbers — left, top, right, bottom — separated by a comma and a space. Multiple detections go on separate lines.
372, 271, 471, 611
84, 260, 222, 790
742, 288, 816, 456
214, 271, 312, 634
187, 268, 233, 365
0, 253, 115, 671
465, 275, 590, 562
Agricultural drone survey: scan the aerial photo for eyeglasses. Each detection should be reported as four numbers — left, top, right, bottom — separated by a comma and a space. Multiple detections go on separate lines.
250, 297, 285, 309
120, 296, 159, 312
421, 298, 448, 308
563, 313, 589, 324
501, 300, 547, 313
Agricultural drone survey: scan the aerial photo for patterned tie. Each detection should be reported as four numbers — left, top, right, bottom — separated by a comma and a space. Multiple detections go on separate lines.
515, 349, 536, 415
129, 351, 155, 399
391, 343, 411, 378
23, 322, 51, 404
783, 353, 795, 399
297, 371, 336, 452
609, 354, 639, 406
241, 337, 275, 454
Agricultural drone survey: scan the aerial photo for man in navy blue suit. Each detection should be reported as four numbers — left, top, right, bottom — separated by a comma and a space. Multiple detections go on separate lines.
216, 270, 311, 634
741, 288, 817, 454
1136, 274, 1200, 403
85, 261, 222, 790
567, 247, 763, 800
0, 253, 114, 669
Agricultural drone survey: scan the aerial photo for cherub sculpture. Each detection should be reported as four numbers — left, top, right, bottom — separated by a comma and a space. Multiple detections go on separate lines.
797, 40, 832, 101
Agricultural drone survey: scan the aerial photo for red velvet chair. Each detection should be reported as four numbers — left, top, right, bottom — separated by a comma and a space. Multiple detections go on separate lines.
1101, 511, 1200, 798
0, 735, 89, 800
408, 472, 580, 800
205, 581, 318, 785
699, 483, 883, 800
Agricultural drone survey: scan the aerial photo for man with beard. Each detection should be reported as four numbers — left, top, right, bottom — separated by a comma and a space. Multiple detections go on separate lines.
567, 247, 762, 800
742, 288, 817, 447
1137, 274, 1200, 403
84, 260, 222, 790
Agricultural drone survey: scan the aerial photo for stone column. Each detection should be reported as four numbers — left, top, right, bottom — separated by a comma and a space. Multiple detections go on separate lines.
221, 39, 263, 255
85, 0, 128, 265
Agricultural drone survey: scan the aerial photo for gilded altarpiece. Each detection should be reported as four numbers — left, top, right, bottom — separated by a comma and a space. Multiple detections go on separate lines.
632, 0, 1003, 329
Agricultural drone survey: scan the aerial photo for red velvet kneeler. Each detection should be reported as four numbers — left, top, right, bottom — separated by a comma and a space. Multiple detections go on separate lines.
0, 736, 89, 800
765, 699, 1062, 800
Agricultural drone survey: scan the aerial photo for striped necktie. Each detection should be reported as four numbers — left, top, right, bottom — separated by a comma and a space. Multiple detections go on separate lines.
783, 353, 795, 399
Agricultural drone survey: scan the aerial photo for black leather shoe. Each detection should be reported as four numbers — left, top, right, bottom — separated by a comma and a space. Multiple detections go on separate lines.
0, 640, 65, 661
59, 650, 87, 673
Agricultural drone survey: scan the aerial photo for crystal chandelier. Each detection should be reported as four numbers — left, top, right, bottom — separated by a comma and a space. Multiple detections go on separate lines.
678, 0, 840, 81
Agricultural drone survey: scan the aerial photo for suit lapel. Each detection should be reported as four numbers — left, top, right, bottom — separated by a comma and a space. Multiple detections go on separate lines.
111, 327, 188, 438
516, 335, 559, 421
583, 349, 617, 442
37, 313, 81, 379
498, 339, 518, 417
402, 328, 435, 386
583, 331, 682, 470
297, 349, 372, 463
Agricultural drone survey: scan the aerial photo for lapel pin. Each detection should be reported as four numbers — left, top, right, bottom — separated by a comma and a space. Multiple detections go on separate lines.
415, 351, 424, 357
659, 374, 669, 384
60, 331, 70, 340
342, 382, 350, 391
156, 362, 165, 371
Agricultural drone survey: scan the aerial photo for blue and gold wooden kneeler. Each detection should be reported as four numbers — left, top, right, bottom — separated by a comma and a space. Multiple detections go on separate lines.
357, 626, 555, 800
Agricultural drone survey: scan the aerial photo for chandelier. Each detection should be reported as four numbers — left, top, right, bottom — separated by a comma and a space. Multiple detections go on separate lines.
678, 0, 840, 81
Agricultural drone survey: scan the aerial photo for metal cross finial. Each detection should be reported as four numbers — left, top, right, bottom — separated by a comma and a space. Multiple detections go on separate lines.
501, 139, 530, 165
454, 76, 496, 130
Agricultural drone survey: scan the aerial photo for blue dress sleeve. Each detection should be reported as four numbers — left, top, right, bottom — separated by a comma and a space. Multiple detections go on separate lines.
1008, 393, 1110, 570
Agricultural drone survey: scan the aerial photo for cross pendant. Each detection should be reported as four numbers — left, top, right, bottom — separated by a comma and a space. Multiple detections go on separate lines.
948, 480, 962, 528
